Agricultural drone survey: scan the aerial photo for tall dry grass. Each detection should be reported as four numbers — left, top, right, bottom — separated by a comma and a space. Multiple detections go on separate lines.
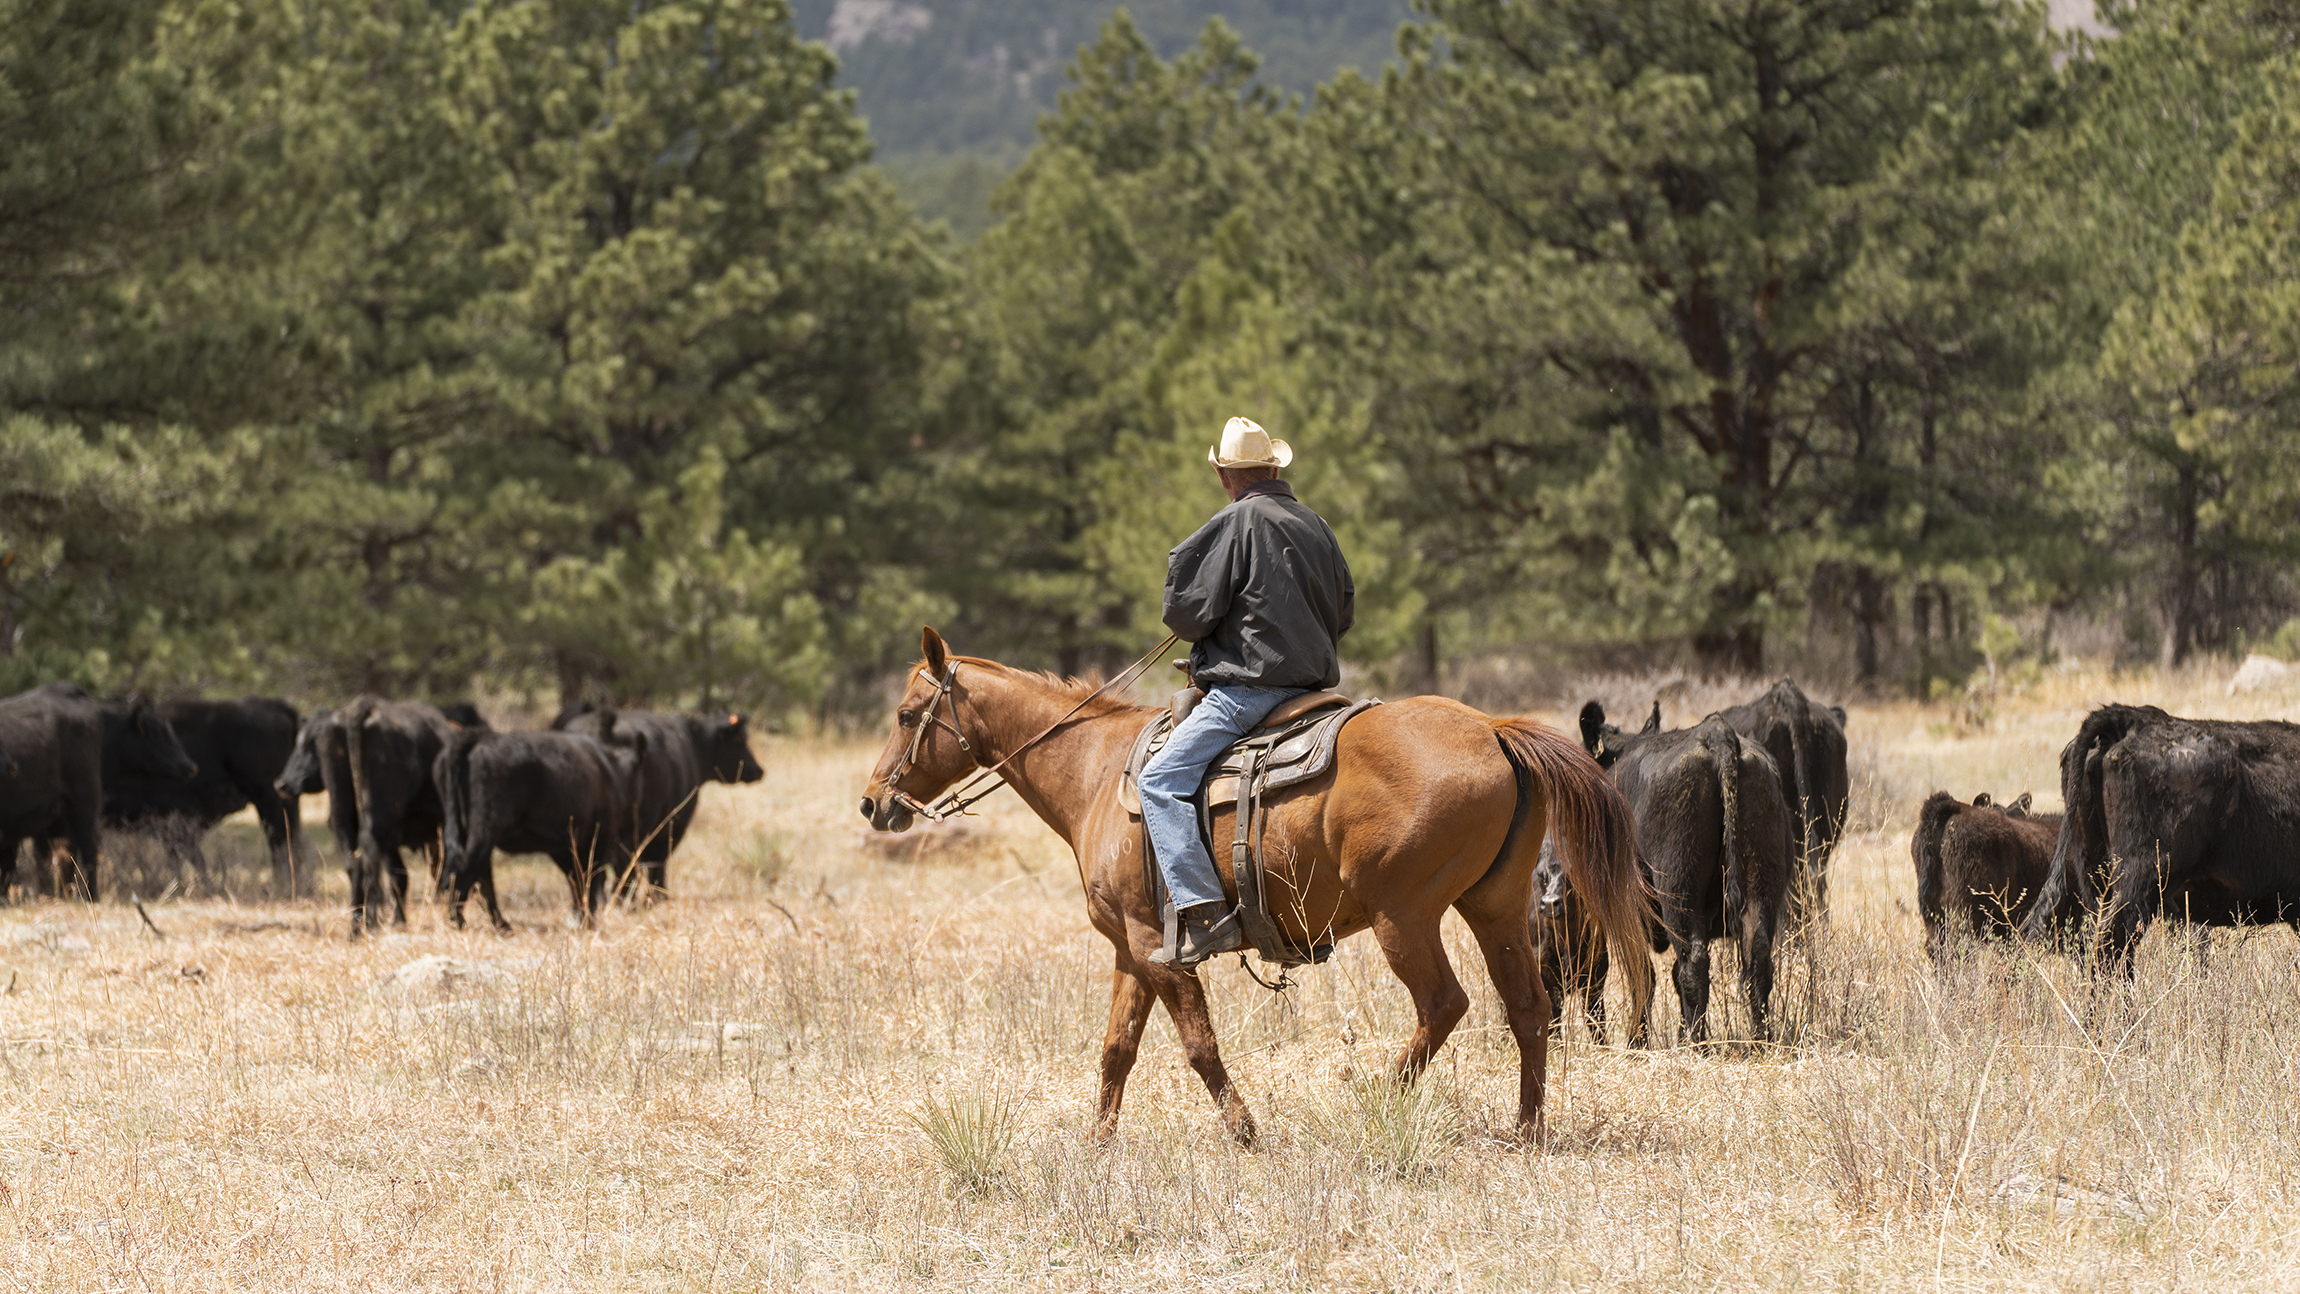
4, 659, 2300, 1289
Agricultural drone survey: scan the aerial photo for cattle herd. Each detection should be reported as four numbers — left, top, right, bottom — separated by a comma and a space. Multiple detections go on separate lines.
0, 674, 2294, 1015
0, 683, 762, 932
1542, 680, 2300, 1042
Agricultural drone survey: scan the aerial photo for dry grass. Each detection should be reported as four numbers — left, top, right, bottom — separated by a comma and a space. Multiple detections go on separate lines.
7, 660, 2300, 1289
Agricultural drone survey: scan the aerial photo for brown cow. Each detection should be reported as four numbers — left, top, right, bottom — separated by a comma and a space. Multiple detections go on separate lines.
1912, 790, 2059, 959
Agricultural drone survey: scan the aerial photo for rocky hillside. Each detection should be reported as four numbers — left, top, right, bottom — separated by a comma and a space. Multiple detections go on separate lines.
791, 0, 1413, 233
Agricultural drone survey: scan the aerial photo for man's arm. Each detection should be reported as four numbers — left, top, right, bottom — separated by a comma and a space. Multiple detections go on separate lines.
1162, 515, 1237, 642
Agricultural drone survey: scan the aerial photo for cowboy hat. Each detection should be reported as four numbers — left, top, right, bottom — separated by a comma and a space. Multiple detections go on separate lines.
1208, 416, 1292, 469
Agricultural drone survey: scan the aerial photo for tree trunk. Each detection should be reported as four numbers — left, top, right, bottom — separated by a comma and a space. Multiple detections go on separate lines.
2160, 459, 2199, 669
1853, 566, 1887, 683
1694, 623, 1763, 676
1417, 619, 1441, 695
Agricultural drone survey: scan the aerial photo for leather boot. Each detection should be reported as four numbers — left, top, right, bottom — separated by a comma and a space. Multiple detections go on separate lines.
1150, 902, 1244, 969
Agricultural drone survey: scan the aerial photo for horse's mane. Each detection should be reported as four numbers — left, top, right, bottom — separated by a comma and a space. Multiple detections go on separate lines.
954, 656, 1152, 715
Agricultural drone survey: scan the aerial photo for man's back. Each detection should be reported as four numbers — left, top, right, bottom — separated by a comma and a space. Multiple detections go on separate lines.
1163, 481, 1354, 692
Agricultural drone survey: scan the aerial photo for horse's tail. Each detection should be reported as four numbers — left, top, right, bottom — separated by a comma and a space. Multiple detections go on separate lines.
1493, 718, 1655, 1031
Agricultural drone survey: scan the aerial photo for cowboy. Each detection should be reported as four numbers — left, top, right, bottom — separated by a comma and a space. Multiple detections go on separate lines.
1143, 417, 1355, 968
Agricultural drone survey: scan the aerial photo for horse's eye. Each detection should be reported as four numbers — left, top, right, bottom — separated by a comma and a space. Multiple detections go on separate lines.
899, 710, 918, 727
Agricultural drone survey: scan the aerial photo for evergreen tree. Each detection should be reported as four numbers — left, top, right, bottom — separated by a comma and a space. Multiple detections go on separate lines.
1300, 0, 2066, 675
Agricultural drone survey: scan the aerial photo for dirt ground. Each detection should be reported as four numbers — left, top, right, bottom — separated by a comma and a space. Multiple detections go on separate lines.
6, 661, 2300, 1290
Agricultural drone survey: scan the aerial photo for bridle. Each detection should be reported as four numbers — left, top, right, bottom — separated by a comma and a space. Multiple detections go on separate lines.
881, 633, 1178, 823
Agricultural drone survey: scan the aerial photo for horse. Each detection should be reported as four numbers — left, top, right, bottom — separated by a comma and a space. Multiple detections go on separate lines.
861, 628, 1654, 1144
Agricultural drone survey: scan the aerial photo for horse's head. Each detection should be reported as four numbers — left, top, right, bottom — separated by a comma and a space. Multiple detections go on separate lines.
861, 626, 984, 832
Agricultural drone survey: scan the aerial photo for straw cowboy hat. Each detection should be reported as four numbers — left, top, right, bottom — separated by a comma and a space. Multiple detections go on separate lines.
1208, 416, 1292, 469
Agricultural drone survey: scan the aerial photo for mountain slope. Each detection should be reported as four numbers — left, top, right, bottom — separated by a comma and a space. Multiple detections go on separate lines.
792, 0, 1412, 232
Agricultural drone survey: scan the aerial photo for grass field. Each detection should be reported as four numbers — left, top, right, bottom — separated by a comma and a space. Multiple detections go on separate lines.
7, 662, 2300, 1290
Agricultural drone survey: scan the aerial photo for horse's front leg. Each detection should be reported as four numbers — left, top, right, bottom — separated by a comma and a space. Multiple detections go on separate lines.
1144, 966, 1257, 1146
1094, 958, 1156, 1141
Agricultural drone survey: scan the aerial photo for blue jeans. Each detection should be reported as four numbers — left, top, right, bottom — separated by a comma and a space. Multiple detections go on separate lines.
1141, 685, 1301, 911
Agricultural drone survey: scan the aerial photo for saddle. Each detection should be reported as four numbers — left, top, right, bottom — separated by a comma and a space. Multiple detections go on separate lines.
1121, 689, 1382, 967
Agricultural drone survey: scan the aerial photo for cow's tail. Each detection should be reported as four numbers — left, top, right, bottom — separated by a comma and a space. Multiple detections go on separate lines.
2020, 704, 2150, 946
435, 729, 484, 891
1774, 679, 1822, 891
1914, 791, 1959, 937
340, 696, 381, 863
1493, 718, 1655, 1033
1705, 724, 1747, 922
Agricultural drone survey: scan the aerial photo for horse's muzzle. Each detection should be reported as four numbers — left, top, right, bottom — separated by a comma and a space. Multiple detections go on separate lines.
860, 793, 914, 834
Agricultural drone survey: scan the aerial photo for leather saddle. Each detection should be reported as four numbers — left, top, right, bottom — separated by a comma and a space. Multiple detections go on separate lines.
1121, 687, 1382, 967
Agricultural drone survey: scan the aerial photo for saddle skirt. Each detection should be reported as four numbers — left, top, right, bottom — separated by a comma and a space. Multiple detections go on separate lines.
1119, 693, 1378, 816
1121, 692, 1382, 969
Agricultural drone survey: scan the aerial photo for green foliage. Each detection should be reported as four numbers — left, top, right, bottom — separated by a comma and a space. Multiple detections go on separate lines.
6, 0, 2300, 712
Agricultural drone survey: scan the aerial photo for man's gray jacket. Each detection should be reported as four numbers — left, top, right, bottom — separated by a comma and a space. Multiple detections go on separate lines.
1162, 480, 1354, 690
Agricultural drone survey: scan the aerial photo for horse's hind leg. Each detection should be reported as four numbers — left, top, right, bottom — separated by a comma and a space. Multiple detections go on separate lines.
1371, 913, 1471, 1083
1455, 904, 1551, 1138
1093, 958, 1156, 1141
1144, 967, 1256, 1145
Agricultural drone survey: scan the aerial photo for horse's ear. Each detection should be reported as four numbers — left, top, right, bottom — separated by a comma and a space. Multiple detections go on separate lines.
921, 626, 950, 676
1830, 704, 1847, 726
1641, 701, 1662, 735
1578, 701, 1606, 752
1974, 791, 1993, 806
2012, 792, 2033, 814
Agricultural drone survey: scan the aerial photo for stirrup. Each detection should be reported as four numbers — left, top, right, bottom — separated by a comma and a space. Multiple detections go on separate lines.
1150, 905, 1244, 969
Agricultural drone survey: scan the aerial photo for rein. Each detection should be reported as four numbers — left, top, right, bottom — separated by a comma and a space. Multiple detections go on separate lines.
889, 633, 1180, 823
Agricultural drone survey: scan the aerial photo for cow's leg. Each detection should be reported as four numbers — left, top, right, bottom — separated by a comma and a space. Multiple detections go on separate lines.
1370, 911, 1471, 1082
469, 839, 509, 934
1584, 934, 1611, 1042
1094, 959, 1156, 1141
1741, 901, 1778, 1042
346, 848, 372, 936
255, 790, 298, 895
382, 845, 411, 927
1142, 967, 1255, 1145
62, 806, 100, 902
1536, 931, 1570, 1033
0, 834, 21, 901
1454, 901, 1552, 1138
1672, 931, 1713, 1045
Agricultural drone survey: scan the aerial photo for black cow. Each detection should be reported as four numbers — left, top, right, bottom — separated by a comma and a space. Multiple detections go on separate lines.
0, 685, 197, 899
1580, 701, 1794, 1043
434, 718, 647, 930
1912, 790, 2061, 960
103, 696, 304, 889
276, 706, 359, 867
2021, 705, 2300, 967
1717, 679, 1849, 926
1532, 834, 1618, 1040
551, 704, 764, 896
0, 684, 106, 898
338, 697, 485, 932
0, 732, 15, 780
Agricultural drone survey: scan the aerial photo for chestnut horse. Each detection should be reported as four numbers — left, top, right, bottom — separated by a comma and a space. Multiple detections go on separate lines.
862, 628, 1653, 1143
